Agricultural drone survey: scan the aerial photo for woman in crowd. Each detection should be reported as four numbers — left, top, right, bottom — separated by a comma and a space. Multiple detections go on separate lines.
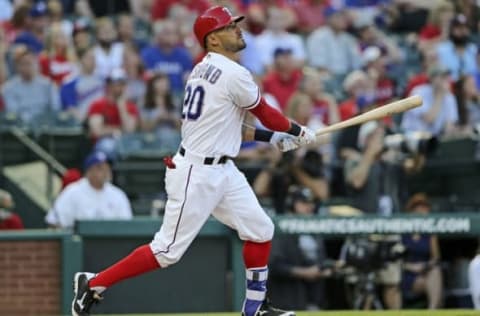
140, 73, 181, 151
402, 193, 443, 309
38, 22, 77, 85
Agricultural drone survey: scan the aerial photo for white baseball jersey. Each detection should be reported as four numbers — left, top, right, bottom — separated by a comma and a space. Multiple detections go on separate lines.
181, 52, 260, 157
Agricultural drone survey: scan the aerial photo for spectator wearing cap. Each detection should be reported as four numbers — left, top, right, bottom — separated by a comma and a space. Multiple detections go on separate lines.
60, 46, 104, 122
87, 68, 139, 158
306, 6, 361, 77
402, 64, 458, 137
13, 1, 48, 54
402, 193, 443, 309
254, 7, 306, 70
262, 47, 303, 111
141, 19, 193, 97
417, 0, 455, 52
45, 151, 133, 229
268, 186, 332, 310
436, 14, 478, 81
356, 22, 402, 65
93, 17, 124, 79
2, 45, 60, 124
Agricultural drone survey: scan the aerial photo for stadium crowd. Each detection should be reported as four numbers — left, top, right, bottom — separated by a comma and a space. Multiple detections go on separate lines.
1, 0, 480, 312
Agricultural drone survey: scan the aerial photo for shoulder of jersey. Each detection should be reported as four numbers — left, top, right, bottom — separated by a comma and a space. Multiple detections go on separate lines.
207, 53, 248, 74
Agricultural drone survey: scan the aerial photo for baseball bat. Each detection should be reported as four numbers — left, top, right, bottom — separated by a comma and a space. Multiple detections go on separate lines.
315, 95, 423, 136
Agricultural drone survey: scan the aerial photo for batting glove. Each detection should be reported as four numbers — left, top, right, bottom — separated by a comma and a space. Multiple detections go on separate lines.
270, 132, 299, 152
295, 125, 317, 146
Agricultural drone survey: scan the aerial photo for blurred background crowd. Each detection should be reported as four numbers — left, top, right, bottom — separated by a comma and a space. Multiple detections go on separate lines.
2, 0, 480, 312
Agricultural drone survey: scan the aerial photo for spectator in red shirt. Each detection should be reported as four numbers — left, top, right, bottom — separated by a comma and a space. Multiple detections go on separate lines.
262, 48, 302, 111
38, 23, 77, 85
87, 68, 139, 159
0, 189, 24, 230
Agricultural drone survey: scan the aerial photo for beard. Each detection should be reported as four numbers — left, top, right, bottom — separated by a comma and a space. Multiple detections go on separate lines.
451, 34, 470, 46
224, 38, 246, 53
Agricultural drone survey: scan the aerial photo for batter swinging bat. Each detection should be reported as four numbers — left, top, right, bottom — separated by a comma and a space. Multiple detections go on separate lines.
315, 95, 423, 136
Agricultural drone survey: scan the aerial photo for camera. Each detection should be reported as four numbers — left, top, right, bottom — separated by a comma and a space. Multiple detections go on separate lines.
301, 150, 323, 177
383, 131, 438, 156
343, 235, 405, 272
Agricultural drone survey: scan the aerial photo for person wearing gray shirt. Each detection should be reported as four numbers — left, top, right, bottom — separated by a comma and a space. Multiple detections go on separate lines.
306, 7, 361, 76
2, 46, 59, 124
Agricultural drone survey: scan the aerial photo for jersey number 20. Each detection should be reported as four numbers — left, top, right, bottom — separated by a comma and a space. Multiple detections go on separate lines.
182, 85, 205, 120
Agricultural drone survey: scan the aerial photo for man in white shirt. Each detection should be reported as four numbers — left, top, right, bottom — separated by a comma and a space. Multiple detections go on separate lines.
45, 152, 132, 229
255, 7, 305, 70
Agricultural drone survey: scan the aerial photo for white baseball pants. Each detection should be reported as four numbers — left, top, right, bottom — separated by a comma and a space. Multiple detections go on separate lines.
150, 153, 274, 267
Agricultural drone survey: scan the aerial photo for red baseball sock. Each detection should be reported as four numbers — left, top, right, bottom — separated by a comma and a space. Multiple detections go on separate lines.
242, 240, 271, 269
89, 244, 160, 291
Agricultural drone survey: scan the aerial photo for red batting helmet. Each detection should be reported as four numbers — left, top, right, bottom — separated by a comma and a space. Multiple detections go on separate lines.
193, 6, 244, 47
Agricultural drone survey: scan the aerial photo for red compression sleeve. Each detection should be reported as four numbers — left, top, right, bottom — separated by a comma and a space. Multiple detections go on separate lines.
249, 97, 291, 132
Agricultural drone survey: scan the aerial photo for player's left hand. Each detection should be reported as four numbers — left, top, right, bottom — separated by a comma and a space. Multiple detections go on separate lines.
270, 133, 299, 152
295, 125, 317, 146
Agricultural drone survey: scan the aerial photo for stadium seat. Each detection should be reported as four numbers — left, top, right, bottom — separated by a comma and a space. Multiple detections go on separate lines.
113, 159, 166, 199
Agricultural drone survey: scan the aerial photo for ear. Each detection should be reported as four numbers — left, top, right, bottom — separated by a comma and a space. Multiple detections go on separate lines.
206, 33, 221, 49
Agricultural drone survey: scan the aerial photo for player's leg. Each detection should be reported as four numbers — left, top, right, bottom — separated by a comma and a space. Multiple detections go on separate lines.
211, 161, 294, 316
73, 159, 225, 316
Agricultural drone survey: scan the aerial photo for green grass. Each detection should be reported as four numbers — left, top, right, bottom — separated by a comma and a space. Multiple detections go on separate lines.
99, 311, 478, 316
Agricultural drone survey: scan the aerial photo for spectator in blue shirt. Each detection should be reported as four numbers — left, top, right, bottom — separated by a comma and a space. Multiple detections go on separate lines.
13, 2, 48, 54
436, 14, 477, 81
60, 47, 104, 123
402, 64, 458, 137
140, 19, 193, 96
2, 45, 60, 123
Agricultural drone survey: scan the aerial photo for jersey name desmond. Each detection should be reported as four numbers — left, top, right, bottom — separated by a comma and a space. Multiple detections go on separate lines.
181, 53, 260, 158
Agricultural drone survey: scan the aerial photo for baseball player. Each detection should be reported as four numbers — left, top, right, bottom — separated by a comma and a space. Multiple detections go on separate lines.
72, 6, 316, 316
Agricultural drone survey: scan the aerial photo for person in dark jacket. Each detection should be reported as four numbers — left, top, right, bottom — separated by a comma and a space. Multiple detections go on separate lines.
268, 186, 333, 310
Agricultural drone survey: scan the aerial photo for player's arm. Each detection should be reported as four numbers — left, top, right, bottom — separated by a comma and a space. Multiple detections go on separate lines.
249, 97, 316, 146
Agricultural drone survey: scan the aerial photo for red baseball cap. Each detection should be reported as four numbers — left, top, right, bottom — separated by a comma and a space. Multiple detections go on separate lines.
193, 6, 244, 47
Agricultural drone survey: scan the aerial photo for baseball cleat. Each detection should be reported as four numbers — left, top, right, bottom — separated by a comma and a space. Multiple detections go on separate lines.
243, 299, 296, 316
72, 272, 103, 316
